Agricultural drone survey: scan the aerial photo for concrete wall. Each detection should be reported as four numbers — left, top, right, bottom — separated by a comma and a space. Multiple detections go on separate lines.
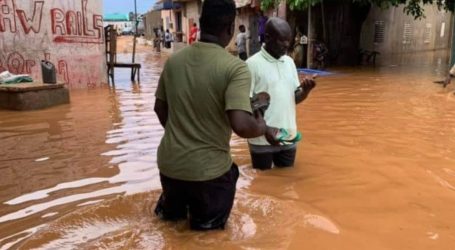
360, 5, 453, 55
184, 0, 200, 43
0, 0, 107, 88
143, 10, 162, 40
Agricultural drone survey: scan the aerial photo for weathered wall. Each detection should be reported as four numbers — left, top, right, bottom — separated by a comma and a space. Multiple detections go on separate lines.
144, 10, 162, 40
0, 0, 107, 88
184, 0, 199, 43
360, 5, 453, 55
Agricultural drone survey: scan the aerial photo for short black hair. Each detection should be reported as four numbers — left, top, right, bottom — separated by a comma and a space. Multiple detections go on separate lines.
200, 0, 236, 35
239, 25, 245, 30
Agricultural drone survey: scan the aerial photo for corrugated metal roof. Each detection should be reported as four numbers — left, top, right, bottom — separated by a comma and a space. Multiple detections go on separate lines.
103, 13, 130, 22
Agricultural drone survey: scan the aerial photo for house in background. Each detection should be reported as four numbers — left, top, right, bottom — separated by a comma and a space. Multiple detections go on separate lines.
360, 5, 453, 65
103, 13, 132, 35
143, 10, 163, 41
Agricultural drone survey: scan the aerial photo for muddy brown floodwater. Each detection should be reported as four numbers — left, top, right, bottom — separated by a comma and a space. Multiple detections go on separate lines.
1, 50, 455, 249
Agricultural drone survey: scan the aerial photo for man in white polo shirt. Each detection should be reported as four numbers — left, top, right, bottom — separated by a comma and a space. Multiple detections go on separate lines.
246, 17, 316, 170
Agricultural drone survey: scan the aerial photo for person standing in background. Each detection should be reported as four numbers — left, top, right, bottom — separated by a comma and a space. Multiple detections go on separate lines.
189, 23, 198, 44
164, 29, 173, 48
236, 25, 248, 61
258, 11, 268, 45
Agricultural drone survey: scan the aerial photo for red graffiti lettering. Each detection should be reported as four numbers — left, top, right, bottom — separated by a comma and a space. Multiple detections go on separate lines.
25, 60, 35, 74
51, 0, 102, 44
65, 11, 77, 35
50, 8, 65, 35
15, 1, 43, 34
82, 0, 94, 36
58, 60, 69, 85
77, 11, 82, 36
0, 0, 17, 33
54, 36, 103, 44
93, 14, 103, 38
7, 52, 24, 74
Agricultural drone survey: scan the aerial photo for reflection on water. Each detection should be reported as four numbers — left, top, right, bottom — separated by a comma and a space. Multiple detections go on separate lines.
1, 51, 455, 249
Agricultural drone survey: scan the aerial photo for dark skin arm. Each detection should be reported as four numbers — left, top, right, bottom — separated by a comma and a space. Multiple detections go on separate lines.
295, 76, 316, 104
227, 109, 280, 145
154, 98, 279, 144
227, 110, 267, 138
154, 98, 168, 128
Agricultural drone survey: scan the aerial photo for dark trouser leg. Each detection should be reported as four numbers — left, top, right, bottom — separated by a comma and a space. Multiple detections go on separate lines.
188, 164, 239, 230
154, 173, 188, 221
250, 151, 273, 170
273, 147, 297, 168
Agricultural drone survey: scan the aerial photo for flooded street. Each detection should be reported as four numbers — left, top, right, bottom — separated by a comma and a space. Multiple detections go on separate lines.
1, 49, 455, 249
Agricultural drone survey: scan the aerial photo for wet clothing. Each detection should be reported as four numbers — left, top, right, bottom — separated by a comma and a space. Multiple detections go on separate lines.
155, 164, 239, 230
246, 47, 300, 146
156, 41, 252, 181
155, 41, 251, 229
246, 47, 300, 169
249, 146, 296, 170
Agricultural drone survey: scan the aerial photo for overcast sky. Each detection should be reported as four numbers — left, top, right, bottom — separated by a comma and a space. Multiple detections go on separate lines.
103, 0, 155, 15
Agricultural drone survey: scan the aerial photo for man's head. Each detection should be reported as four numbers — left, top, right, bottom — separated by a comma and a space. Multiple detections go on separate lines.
199, 0, 236, 47
239, 25, 246, 33
264, 17, 292, 59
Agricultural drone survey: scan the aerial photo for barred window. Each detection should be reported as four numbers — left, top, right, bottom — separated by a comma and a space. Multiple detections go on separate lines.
374, 21, 385, 44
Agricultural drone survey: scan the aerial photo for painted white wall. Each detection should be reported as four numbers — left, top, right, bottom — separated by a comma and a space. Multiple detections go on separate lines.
0, 0, 107, 88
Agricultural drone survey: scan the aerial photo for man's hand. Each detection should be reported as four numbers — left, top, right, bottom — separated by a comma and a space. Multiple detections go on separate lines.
295, 74, 317, 104
265, 126, 280, 146
299, 74, 317, 92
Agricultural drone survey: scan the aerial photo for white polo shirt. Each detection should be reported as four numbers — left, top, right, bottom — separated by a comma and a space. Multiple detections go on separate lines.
246, 47, 300, 146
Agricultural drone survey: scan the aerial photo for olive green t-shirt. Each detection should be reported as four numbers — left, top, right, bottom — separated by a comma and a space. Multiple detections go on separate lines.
156, 42, 252, 181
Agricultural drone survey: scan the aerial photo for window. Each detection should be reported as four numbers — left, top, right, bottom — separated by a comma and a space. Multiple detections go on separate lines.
374, 21, 385, 44
424, 23, 431, 44
403, 23, 412, 44
440, 22, 445, 38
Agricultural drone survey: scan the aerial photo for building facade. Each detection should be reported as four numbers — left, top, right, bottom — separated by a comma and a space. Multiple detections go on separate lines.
0, 0, 107, 88
103, 13, 132, 35
360, 5, 453, 56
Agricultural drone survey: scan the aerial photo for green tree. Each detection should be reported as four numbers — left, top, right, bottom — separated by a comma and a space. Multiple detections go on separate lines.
261, 0, 454, 19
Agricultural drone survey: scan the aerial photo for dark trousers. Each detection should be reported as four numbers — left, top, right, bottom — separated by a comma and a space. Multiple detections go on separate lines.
155, 164, 239, 230
250, 147, 296, 170
239, 52, 247, 61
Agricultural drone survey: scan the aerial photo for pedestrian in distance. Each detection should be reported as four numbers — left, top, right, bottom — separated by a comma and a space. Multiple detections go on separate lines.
189, 23, 198, 44
236, 25, 248, 61
164, 29, 172, 48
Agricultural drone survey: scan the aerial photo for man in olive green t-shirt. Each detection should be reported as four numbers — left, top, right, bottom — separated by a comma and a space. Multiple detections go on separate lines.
154, 0, 271, 230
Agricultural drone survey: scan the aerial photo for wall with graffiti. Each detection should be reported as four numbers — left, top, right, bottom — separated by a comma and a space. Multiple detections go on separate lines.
0, 0, 106, 88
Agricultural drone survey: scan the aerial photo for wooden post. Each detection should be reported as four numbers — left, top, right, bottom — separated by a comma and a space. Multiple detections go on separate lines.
131, 0, 138, 81
307, 5, 312, 68
451, 15, 455, 66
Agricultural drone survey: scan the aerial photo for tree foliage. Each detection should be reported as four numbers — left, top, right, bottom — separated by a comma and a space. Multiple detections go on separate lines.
261, 0, 455, 19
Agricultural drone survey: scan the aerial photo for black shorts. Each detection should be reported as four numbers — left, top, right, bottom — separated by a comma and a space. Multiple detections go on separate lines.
154, 164, 239, 230
249, 144, 296, 170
